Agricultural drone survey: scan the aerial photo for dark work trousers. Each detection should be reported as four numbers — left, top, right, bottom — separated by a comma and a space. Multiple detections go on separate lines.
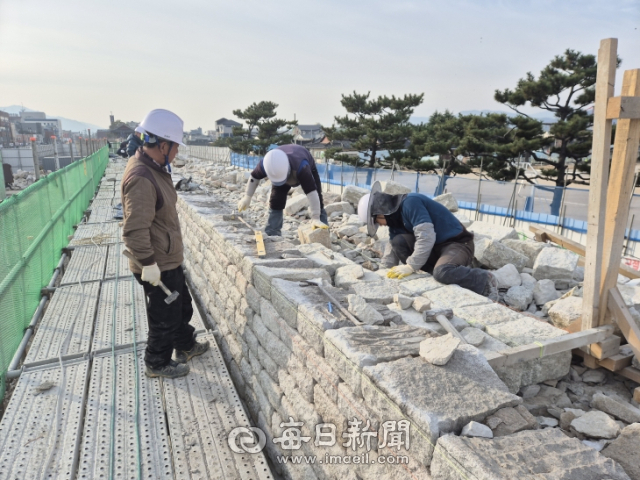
134, 266, 195, 368
391, 229, 491, 295
266, 167, 328, 235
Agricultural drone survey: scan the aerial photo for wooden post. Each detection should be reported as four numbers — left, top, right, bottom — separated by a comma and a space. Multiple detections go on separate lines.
31, 138, 40, 180
582, 38, 618, 330
598, 69, 640, 325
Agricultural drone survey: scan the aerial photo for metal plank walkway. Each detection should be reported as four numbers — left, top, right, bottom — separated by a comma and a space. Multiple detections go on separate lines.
0, 162, 273, 480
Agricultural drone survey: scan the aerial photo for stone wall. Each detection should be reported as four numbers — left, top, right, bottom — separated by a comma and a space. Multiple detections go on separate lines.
176, 190, 539, 479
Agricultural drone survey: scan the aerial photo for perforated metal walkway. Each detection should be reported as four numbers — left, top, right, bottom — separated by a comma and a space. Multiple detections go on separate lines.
0, 162, 273, 480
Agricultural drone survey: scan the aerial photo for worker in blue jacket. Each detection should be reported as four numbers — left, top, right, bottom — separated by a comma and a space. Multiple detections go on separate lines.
238, 144, 328, 236
358, 182, 498, 299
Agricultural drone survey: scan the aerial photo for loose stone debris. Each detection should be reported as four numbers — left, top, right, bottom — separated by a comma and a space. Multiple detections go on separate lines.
172, 156, 640, 480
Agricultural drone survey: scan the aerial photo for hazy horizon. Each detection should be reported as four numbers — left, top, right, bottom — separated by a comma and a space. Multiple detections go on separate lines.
1, 0, 638, 131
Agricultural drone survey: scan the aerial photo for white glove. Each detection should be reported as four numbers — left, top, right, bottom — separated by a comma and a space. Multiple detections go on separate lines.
310, 219, 329, 230
141, 263, 161, 286
386, 264, 414, 279
238, 196, 252, 212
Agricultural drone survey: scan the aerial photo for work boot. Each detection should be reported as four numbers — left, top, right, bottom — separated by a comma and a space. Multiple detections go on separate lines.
483, 272, 499, 302
145, 360, 190, 378
175, 340, 210, 364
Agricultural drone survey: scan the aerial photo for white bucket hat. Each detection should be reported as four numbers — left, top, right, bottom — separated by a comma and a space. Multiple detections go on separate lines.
135, 109, 185, 146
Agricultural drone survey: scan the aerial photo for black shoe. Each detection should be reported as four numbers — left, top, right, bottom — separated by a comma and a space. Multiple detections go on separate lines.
484, 272, 499, 302
175, 340, 210, 364
145, 360, 190, 378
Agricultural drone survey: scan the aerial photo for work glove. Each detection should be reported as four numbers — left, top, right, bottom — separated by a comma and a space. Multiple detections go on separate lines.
238, 195, 252, 212
386, 264, 414, 279
141, 263, 161, 286
310, 219, 329, 230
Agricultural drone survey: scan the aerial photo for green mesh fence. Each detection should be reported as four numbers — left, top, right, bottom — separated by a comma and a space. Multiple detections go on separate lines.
0, 147, 108, 400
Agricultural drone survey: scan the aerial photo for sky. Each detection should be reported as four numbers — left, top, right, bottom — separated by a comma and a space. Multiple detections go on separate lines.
0, 0, 638, 131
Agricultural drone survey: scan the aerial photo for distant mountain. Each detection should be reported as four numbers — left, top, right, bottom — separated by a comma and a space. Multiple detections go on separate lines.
0, 105, 104, 132
410, 110, 557, 125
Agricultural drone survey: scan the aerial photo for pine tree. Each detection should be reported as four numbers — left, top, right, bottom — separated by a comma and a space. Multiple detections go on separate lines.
323, 91, 423, 168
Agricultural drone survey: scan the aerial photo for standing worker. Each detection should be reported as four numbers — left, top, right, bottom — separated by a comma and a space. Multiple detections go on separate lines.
358, 182, 498, 299
121, 108, 209, 378
237, 144, 329, 236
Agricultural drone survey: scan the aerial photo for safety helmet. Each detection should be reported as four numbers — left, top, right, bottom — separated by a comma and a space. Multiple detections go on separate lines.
135, 109, 185, 146
358, 181, 407, 236
263, 149, 290, 186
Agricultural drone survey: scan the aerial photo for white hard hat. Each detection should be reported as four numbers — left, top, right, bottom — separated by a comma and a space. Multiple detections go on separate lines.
358, 194, 370, 225
263, 149, 290, 186
135, 109, 185, 146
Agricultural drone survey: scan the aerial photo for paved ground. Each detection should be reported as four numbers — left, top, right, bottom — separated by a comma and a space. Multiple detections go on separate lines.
0, 163, 274, 480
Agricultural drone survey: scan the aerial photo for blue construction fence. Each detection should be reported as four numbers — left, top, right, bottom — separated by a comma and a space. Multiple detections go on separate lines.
229, 152, 640, 242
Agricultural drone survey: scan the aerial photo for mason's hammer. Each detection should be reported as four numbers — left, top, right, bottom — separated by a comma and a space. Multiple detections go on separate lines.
123, 250, 180, 304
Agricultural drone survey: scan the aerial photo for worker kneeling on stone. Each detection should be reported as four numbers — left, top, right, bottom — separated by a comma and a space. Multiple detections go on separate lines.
121, 109, 209, 379
237, 144, 328, 236
358, 182, 498, 300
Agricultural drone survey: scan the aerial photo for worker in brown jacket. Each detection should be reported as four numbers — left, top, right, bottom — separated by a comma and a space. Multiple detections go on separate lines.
121, 109, 209, 378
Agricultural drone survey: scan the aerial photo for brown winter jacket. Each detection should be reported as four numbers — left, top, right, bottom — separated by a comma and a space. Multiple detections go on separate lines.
121, 149, 183, 273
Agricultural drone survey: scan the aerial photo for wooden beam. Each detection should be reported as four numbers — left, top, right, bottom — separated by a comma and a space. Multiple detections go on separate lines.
582, 38, 619, 330
599, 69, 640, 326
634, 387, 640, 403
573, 348, 634, 371
608, 287, 640, 357
606, 96, 640, 119
528, 226, 640, 279
619, 367, 640, 384
580, 334, 621, 359
486, 325, 614, 369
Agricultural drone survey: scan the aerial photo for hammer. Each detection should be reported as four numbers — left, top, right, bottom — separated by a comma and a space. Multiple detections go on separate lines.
123, 250, 180, 304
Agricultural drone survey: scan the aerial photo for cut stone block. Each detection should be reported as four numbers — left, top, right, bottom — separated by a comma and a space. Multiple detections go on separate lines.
397, 276, 444, 296
420, 333, 460, 365
341, 185, 369, 206
347, 294, 384, 325
474, 237, 528, 271
502, 239, 549, 268
591, 392, 640, 424
548, 296, 583, 329
433, 192, 458, 212
298, 224, 331, 249
337, 224, 360, 237
461, 421, 493, 438
453, 303, 525, 328
602, 423, 640, 480
324, 201, 355, 215
533, 247, 579, 281
412, 297, 432, 313
424, 284, 491, 310
432, 428, 631, 480
493, 264, 522, 289
504, 285, 534, 311
362, 345, 521, 443
386, 304, 443, 334
393, 293, 414, 310
571, 411, 621, 439
533, 278, 559, 305
352, 282, 398, 304
468, 221, 519, 242
296, 243, 355, 276
253, 265, 332, 299
334, 264, 364, 289
486, 316, 566, 347
381, 180, 412, 195
284, 193, 309, 215
617, 283, 640, 310
486, 405, 538, 436
461, 327, 485, 346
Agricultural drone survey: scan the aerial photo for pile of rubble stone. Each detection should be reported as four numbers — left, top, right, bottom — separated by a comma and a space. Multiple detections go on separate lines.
10, 169, 36, 189
175, 156, 640, 478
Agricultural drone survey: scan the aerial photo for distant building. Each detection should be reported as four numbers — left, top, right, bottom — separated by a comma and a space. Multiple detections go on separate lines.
0, 110, 13, 146
15, 111, 63, 140
215, 118, 242, 138
305, 136, 353, 161
292, 124, 324, 144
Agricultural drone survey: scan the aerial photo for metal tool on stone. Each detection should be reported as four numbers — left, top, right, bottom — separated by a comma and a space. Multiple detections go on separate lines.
435, 314, 467, 344
223, 210, 266, 258
300, 279, 362, 326
123, 250, 180, 304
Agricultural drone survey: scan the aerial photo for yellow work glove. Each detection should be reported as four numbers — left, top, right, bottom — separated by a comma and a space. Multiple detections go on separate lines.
141, 263, 161, 286
386, 264, 414, 279
237, 196, 252, 212
310, 219, 329, 230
